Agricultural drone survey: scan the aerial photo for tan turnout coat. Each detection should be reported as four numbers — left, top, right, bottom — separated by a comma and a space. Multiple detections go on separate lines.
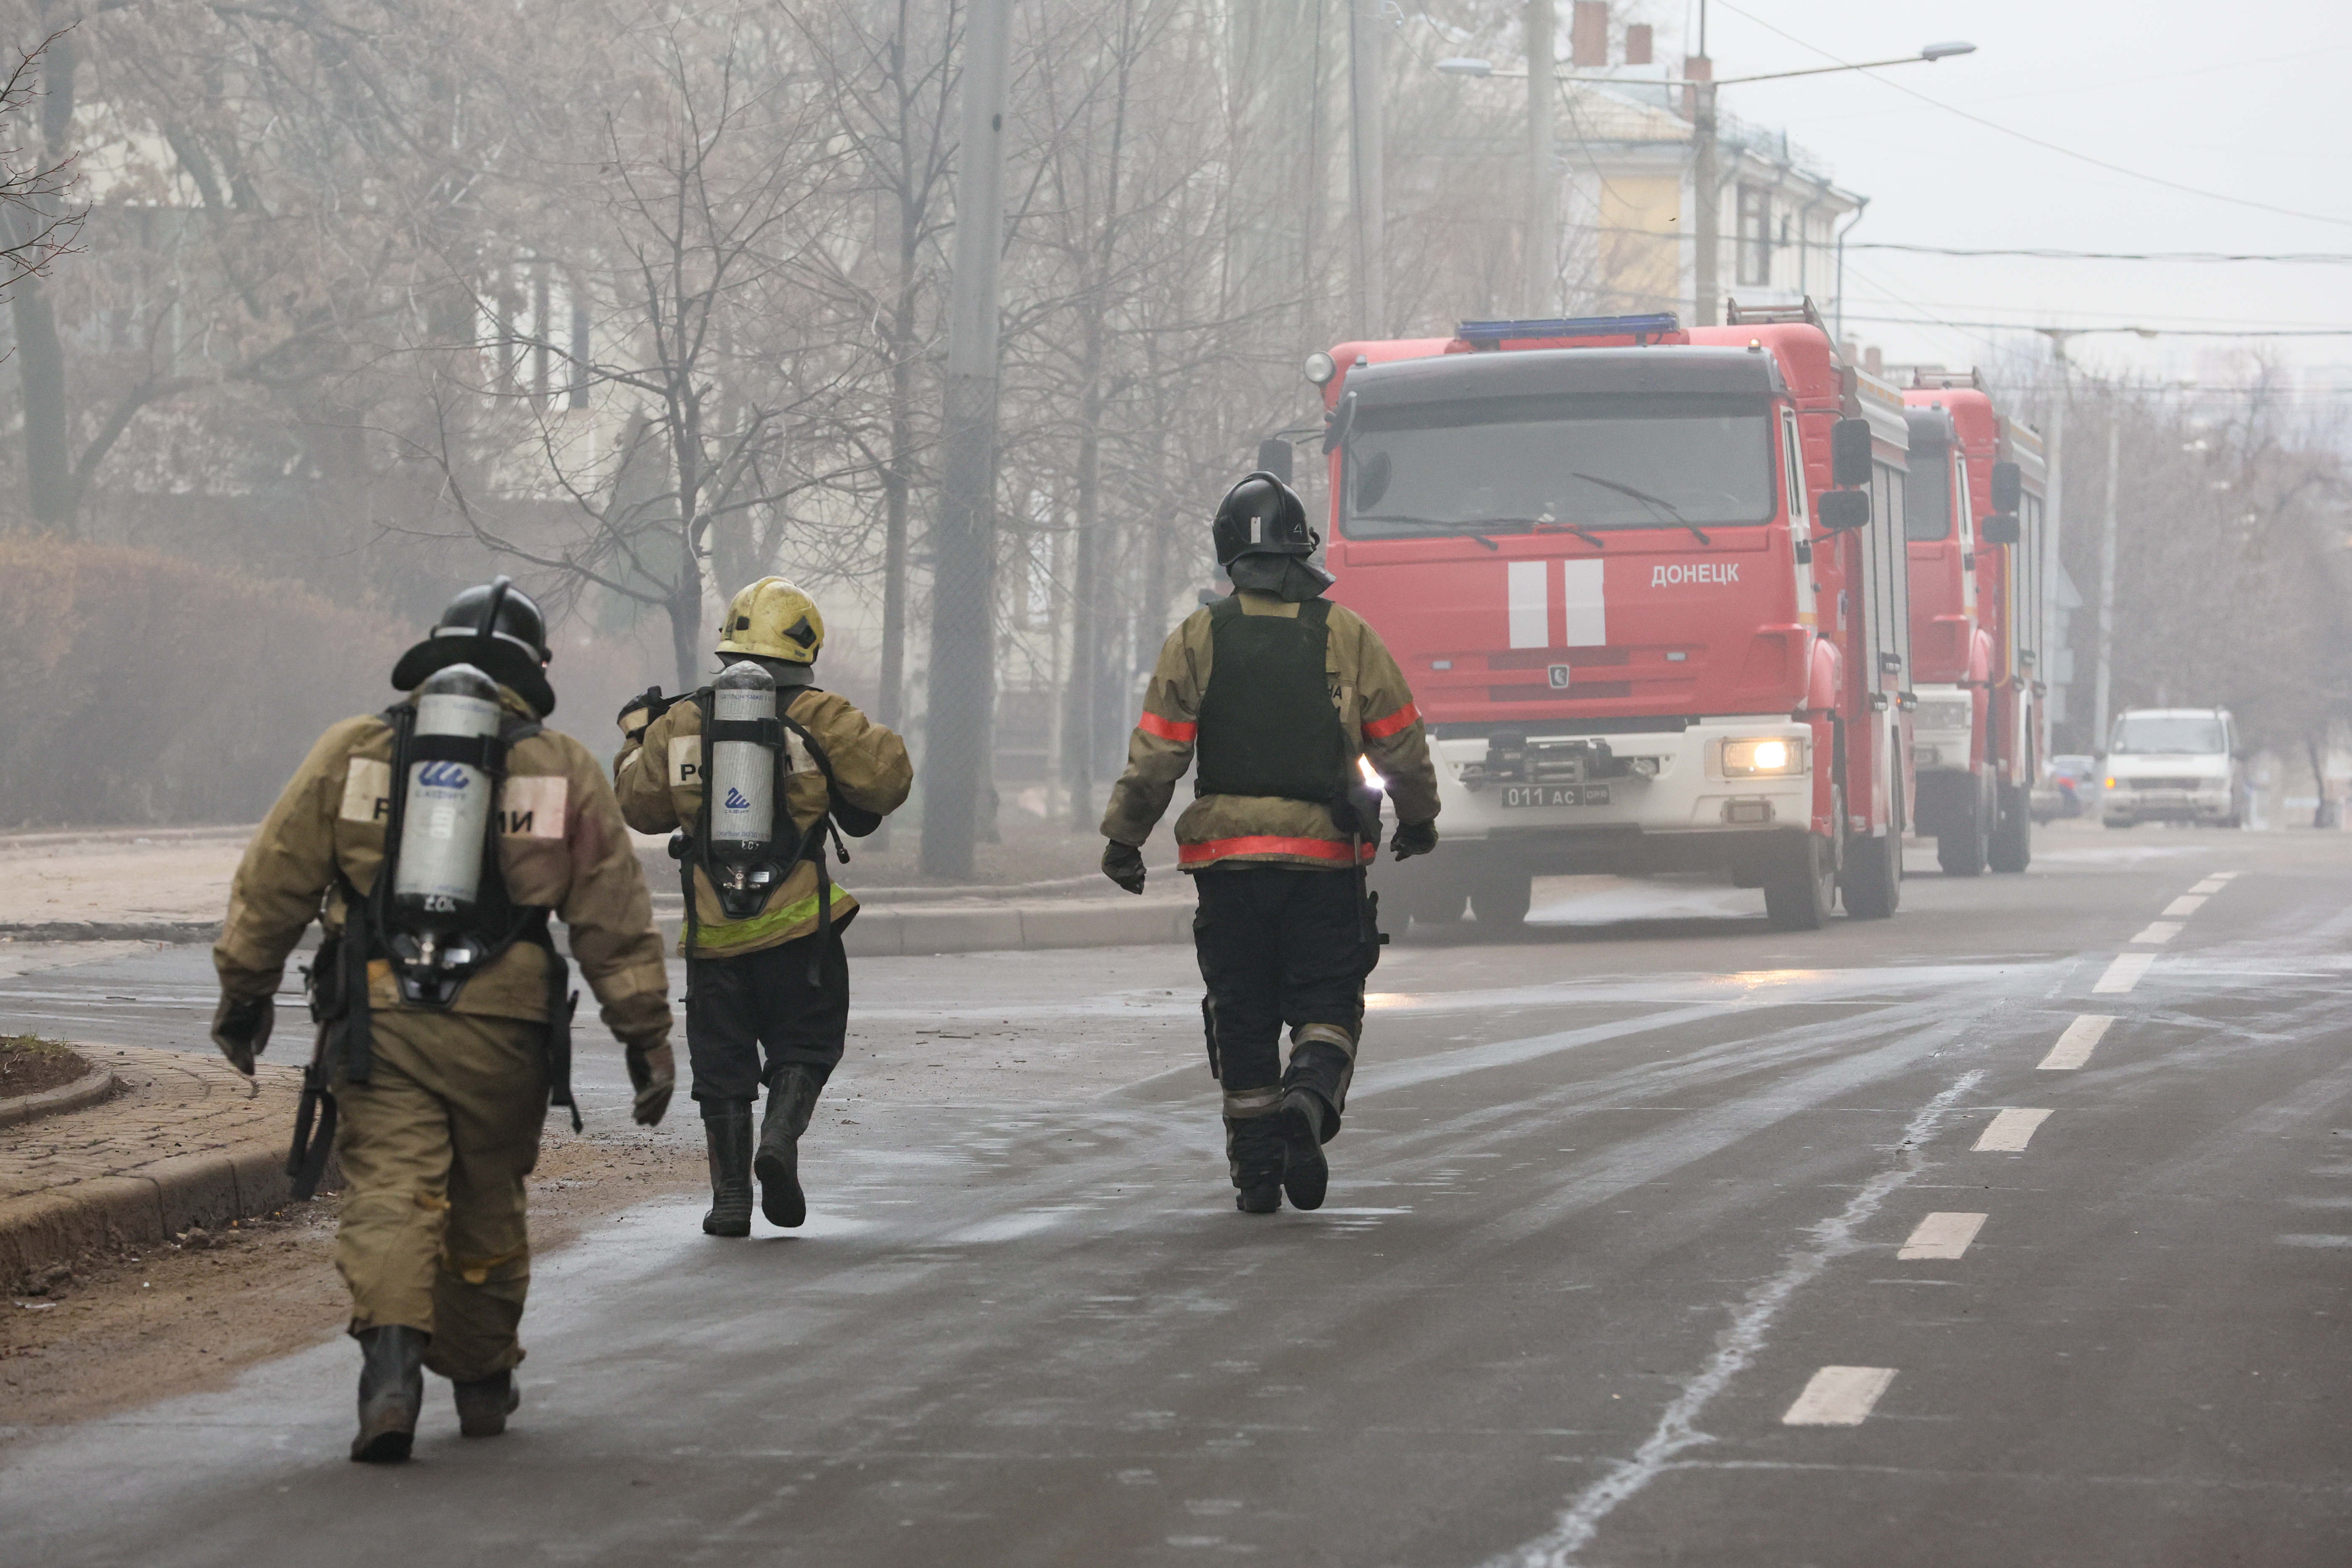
1102, 590, 1440, 870
613, 686, 911, 958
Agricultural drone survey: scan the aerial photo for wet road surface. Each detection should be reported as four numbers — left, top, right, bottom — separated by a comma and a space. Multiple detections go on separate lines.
3, 828, 2347, 1566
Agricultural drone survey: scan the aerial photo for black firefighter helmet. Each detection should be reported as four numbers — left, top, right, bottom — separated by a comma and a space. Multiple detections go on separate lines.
390, 575, 557, 717
1213, 471, 1313, 566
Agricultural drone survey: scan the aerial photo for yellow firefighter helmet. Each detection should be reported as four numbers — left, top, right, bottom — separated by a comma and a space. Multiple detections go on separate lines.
715, 577, 825, 665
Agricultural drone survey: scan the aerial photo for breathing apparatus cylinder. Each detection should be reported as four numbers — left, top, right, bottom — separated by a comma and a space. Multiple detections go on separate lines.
392, 663, 502, 928
708, 660, 779, 860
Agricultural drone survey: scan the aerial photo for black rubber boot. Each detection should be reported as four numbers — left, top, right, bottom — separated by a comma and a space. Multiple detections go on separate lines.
701, 1101, 754, 1237
350, 1325, 428, 1463
1225, 1115, 1285, 1214
1276, 1089, 1331, 1212
755, 1065, 823, 1229
453, 1370, 520, 1437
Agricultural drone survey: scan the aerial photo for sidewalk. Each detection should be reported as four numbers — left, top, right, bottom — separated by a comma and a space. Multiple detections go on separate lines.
0, 1045, 313, 1289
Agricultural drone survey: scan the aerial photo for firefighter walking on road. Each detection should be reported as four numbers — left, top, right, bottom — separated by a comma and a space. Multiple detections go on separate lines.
613, 578, 911, 1238
1100, 473, 1440, 1213
211, 579, 677, 1463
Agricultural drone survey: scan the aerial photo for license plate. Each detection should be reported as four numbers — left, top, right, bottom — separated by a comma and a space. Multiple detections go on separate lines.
1501, 784, 1611, 808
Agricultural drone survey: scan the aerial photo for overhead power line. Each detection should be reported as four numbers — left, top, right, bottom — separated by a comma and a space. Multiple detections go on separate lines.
1850, 244, 2352, 264
1710, 0, 2352, 232
1835, 312, 2352, 339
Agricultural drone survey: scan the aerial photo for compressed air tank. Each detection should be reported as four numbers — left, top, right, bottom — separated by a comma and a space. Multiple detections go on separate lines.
392, 663, 502, 923
708, 659, 778, 858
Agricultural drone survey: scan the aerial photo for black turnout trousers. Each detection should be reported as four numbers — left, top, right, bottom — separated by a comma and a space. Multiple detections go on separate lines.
1192, 865, 1379, 1096
685, 929, 850, 1103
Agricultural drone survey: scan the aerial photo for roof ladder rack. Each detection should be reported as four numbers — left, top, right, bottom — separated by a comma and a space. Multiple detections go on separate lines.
1723, 296, 1827, 332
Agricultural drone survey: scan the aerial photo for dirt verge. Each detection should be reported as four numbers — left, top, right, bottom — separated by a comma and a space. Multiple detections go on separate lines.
0, 1125, 701, 1439
0, 1037, 85, 1101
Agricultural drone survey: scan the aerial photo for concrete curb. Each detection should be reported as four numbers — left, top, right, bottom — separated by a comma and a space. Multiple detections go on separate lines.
0, 920, 218, 943
0, 1137, 332, 1288
651, 897, 1194, 957
0, 1065, 119, 1130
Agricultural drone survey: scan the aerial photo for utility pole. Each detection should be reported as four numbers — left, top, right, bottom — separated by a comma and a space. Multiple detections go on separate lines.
921, 0, 1012, 880
1348, 0, 1385, 335
2091, 416, 2120, 755
2038, 331, 2072, 738
1525, 0, 1556, 316
1688, 74, 1718, 326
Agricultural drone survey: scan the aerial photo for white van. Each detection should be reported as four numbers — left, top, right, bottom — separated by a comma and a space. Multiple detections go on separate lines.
2102, 708, 2244, 829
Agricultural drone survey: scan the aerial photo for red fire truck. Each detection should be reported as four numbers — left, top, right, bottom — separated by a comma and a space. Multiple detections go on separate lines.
1305, 304, 1915, 932
1900, 374, 2048, 875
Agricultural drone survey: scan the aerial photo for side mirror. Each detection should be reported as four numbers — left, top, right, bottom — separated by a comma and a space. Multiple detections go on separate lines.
1991, 460, 2022, 514
1322, 391, 1356, 455
1256, 437, 1294, 483
1816, 488, 1870, 533
1979, 512, 2020, 546
1830, 417, 1873, 489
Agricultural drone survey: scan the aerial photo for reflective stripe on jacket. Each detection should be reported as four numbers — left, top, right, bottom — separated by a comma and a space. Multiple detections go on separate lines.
1101, 590, 1440, 871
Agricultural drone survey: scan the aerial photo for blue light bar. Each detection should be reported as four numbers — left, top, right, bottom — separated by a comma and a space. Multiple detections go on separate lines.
1457, 313, 1682, 343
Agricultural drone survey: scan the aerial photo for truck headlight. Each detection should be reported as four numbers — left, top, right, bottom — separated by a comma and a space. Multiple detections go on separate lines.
1722, 737, 1806, 778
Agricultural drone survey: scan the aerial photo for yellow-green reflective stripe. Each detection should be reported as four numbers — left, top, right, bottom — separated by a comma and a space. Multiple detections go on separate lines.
697, 883, 854, 949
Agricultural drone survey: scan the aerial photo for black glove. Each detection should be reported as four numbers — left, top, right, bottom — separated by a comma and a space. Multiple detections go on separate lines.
617, 685, 670, 744
1390, 819, 1439, 861
211, 992, 274, 1075
625, 1040, 675, 1127
1101, 840, 1147, 895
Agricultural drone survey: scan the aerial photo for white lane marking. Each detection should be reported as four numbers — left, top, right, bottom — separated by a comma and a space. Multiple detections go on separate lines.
1482, 1072, 1983, 1568
2276, 1234, 2352, 1248
2038, 1015, 2115, 1071
1898, 1212, 1987, 1260
2094, 952, 2156, 993
2207, 870, 2240, 881
1973, 1108, 2053, 1153
1781, 1366, 1898, 1426
2131, 921, 2182, 945
2189, 880, 2227, 895
2163, 894, 2207, 917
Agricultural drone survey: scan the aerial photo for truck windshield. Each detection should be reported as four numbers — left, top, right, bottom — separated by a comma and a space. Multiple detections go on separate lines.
1339, 393, 1775, 542
2110, 715, 2225, 754
1905, 453, 1952, 541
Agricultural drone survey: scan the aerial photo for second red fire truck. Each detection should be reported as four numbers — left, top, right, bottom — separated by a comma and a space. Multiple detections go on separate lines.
1901, 372, 2048, 876
1304, 303, 1914, 931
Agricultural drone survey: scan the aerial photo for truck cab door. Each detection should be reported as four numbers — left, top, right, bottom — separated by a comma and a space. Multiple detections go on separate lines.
1781, 410, 1817, 628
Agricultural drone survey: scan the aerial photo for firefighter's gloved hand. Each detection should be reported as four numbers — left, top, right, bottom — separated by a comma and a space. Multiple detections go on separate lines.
1390, 819, 1439, 861
211, 992, 274, 1076
1102, 840, 1147, 896
625, 1039, 675, 1126
617, 685, 667, 743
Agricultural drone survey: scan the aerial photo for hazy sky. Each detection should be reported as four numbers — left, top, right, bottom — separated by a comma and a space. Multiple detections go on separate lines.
1635, 0, 2352, 394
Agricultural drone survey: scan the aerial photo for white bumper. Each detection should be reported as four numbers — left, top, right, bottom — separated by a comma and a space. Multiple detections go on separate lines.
1430, 716, 1814, 845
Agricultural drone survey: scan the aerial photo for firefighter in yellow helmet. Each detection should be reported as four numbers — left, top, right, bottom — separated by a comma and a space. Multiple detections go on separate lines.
614, 578, 912, 1236
211, 578, 676, 1463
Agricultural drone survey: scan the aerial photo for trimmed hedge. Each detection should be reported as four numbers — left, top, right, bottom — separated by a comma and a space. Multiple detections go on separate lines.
0, 534, 409, 826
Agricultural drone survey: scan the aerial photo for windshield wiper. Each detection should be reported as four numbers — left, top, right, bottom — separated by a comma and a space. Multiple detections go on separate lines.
1571, 472, 1712, 545
1530, 513, 1607, 549
1353, 514, 1501, 551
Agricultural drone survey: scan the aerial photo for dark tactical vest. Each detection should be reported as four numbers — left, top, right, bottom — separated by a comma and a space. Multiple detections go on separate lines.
1194, 596, 1347, 804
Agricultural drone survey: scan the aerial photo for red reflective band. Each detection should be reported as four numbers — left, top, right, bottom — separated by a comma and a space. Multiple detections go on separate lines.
1361, 702, 1420, 741
1136, 710, 1197, 743
1178, 835, 1373, 865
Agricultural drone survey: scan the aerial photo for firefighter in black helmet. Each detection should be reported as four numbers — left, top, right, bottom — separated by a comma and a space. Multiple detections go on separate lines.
1100, 472, 1440, 1213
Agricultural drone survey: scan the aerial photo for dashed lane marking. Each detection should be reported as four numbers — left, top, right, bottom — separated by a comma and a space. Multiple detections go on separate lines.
1897, 1212, 1986, 1260
1973, 1108, 2054, 1153
2094, 952, 2156, 993
2163, 894, 2207, 917
2277, 1234, 2352, 1248
2131, 921, 2183, 945
2039, 1015, 2116, 1071
2207, 870, 2240, 881
1781, 1366, 1898, 1427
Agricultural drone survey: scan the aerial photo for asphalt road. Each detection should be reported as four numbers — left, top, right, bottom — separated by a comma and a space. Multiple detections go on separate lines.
4, 827, 2349, 1566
